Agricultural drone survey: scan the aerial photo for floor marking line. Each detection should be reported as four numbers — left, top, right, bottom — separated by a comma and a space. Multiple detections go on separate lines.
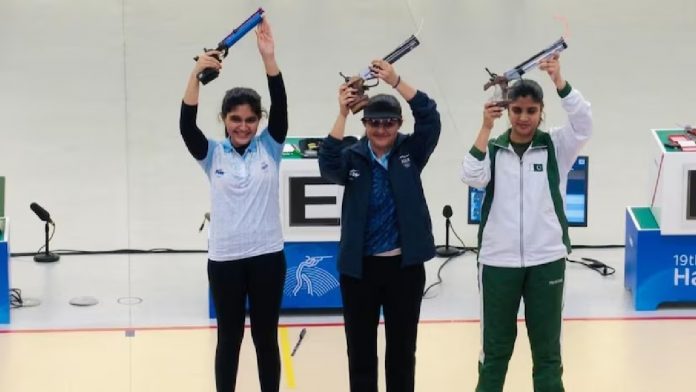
3, 315, 696, 334
279, 327, 296, 389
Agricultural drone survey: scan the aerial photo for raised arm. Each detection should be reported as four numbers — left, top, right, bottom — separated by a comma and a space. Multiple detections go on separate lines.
368, 60, 441, 169
461, 102, 503, 189
256, 18, 288, 144
319, 84, 358, 185
180, 51, 222, 160
369, 59, 416, 102
540, 54, 593, 172
405, 90, 440, 169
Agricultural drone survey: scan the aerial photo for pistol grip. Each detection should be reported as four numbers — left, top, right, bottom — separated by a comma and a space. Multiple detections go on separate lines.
197, 67, 220, 85
346, 77, 366, 93
344, 76, 369, 113
493, 100, 511, 108
194, 48, 223, 85
349, 95, 369, 114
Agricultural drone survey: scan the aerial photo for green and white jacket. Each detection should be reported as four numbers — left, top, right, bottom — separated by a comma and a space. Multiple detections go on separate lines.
461, 84, 592, 268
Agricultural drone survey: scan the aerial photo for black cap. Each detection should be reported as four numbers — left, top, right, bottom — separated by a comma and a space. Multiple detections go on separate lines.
362, 94, 402, 120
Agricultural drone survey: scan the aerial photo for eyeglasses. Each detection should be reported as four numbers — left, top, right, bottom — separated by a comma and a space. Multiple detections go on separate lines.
362, 118, 401, 129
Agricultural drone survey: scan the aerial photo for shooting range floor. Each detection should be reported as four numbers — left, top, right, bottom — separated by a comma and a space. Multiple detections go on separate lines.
1, 318, 695, 391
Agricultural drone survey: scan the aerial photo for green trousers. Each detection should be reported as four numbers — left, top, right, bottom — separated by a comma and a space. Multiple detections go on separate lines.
475, 259, 565, 392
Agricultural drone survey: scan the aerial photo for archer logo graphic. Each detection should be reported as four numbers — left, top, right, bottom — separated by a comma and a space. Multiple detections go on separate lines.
284, 255, 340, 297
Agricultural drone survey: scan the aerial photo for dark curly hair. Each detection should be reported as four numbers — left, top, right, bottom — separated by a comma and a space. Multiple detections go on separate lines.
220, 87, 266, 119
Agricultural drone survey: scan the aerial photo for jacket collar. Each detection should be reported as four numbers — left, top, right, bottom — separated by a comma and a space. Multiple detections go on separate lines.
350, 133, 407, 159
492, 128, 551, 150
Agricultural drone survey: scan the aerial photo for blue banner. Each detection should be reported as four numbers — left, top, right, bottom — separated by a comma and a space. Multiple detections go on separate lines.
209, 241, 342, 318
282, 242, 341, 310
1, 240, 9, 324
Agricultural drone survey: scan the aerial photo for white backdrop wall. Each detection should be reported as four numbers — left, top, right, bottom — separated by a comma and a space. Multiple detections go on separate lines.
1, 0, 695, 253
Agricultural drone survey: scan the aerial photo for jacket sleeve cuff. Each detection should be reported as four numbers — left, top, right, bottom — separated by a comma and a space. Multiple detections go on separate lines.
407, 90, 428, 108
267, 72, 283, 82
324, 134, 343, 145
469, 146, 486, 161
557, 81, 572, 99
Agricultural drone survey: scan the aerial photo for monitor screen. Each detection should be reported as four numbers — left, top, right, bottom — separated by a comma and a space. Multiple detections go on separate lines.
468, 155, 589, 227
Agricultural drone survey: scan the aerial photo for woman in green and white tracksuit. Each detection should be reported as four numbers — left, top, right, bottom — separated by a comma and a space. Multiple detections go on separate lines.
461, 54, 592, 392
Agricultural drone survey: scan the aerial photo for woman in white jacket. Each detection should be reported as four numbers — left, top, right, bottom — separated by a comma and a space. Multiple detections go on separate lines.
461, 54, 592, 392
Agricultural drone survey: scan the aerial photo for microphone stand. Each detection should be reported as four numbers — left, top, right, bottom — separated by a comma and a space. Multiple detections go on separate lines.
34, 222, 59, 263
435, 216, 461, 257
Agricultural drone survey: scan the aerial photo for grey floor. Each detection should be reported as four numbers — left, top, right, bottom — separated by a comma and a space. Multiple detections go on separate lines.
5, 248, 694, 331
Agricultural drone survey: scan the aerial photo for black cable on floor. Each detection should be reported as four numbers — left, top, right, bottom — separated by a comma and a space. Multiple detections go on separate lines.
567, 257, 616, 276
423, 255, 458, 299
572, 244, 624, 249
423, 222, 476, 299
9, 244, 624, 259
9, 243, 622, 281
10, 248, 208, 257
10, 288, 23, 309
567, 245, 621, 276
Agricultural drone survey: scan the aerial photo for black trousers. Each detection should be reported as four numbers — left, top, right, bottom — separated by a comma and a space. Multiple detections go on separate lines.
207, 250, 286, 392
340, 255, 426, 392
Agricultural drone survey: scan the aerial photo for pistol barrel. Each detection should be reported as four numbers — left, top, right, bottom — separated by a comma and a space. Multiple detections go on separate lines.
357, 34, 421, 81
218, 8, 265, 49
505, 37, 568, 81
383, 35, 420, 63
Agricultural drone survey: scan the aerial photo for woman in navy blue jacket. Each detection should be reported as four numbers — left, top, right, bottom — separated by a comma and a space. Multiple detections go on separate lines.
319, 60, 441, 392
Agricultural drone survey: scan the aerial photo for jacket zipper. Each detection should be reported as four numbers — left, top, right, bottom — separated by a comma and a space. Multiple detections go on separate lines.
519, 154, 525, 267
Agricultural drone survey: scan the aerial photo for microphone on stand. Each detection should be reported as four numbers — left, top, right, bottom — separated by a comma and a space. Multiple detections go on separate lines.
30, 202, 53, 224
29, 202, 59, 263
435, 205, 462, 257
